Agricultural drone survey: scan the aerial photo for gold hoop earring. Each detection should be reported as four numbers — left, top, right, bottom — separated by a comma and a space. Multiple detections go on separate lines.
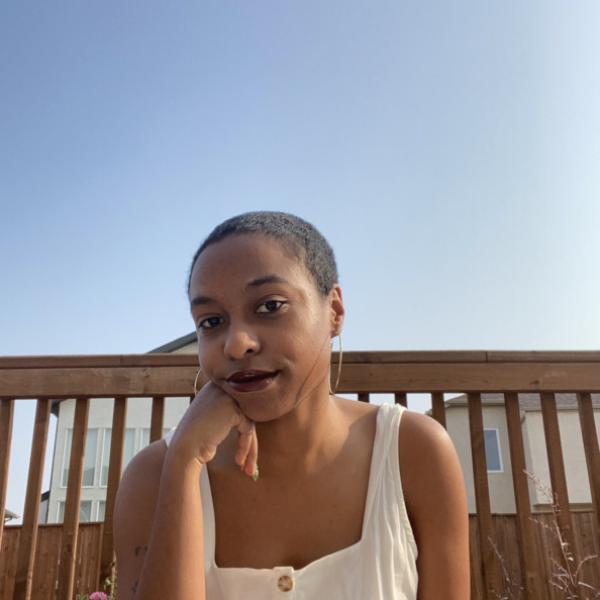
193, 368, 203, 395
329, 332, 343, 396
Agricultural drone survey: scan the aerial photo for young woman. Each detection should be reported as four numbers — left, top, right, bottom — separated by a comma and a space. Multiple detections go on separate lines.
114, 211, 470, 599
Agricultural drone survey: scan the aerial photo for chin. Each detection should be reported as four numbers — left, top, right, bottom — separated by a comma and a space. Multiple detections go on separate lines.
234, 397, 289, 423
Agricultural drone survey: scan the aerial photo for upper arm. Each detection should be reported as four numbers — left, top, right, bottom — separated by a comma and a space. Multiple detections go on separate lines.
113, 440, 167, 599
399, 410, 471, 600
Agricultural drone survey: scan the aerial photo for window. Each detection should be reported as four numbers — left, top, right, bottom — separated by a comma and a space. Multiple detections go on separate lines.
100, 429, 111, 487
61, 431, 71, 487
61, 429, 98, 487
97, 500, 106, 522
83, 429, 98, 485
484, 428, 503, 472
141, 428, 150, 449
140, 428, 172, 449
57, 500, 93, 523
124, 428, 136, 468
100, 428, 136, 486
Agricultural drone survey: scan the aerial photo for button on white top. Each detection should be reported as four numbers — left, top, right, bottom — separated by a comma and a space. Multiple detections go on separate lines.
277, 574, 294, 592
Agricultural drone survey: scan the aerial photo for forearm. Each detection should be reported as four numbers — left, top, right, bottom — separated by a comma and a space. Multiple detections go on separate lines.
134, 447, 206, 600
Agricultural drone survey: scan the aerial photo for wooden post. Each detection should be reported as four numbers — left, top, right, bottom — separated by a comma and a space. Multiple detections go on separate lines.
577, 392, 600, 537
13, 398, 51, 600
430, 392, 446, 428
504, 392, 545, 600
57, 397, 89, 600
394, 392, 407, 407
150, 395, 165, 443
98, 395, 127, 593
540, 392, 578, 564
0, 398, 15, 550
468, 392, 499, 599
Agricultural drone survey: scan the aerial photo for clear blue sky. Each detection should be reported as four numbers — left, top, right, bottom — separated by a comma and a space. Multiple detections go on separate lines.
2, 2, 600, 522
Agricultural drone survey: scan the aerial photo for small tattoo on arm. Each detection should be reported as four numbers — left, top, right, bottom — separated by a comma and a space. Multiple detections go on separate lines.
130, 546, 147, 598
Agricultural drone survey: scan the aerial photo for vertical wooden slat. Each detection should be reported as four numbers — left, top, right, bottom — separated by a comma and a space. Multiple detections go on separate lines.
57, 397, 90, 600
504, 392, 545, 600
150, 395, 165, 443
98, 395, 128, 590
357, 393, 369, 403
468, 392, 499, 599
540, 392, 578, 564
394, 392, 407, 407
13, 398, 51, 600
430, 392, 446, 428
0, 398, 15, 549
577, 392, 600, 536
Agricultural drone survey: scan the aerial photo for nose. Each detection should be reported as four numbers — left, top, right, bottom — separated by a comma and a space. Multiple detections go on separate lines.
223, 323, 260, 359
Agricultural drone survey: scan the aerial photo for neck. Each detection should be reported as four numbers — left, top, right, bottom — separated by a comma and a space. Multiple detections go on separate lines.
255, 382, 345, 479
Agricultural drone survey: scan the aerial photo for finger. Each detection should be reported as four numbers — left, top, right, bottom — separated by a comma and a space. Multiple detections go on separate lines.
236, 418, 255, 469
243, 427, 258, 478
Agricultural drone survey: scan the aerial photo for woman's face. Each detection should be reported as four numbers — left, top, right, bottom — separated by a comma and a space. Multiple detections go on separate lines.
188, 233, 344, 421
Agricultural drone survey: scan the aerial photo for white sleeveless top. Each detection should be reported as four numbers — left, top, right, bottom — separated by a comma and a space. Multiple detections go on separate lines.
163, 402, 419, 599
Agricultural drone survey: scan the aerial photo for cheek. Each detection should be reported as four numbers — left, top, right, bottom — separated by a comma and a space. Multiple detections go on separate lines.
197, 345, 215, 374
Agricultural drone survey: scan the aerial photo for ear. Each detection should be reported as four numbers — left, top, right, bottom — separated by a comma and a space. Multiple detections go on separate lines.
328, 283, 345, 336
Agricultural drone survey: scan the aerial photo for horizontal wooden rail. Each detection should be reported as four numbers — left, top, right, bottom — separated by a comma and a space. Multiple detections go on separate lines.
0, 351, 598, 600
1, 351, 600, 397
2, 349, 600, 369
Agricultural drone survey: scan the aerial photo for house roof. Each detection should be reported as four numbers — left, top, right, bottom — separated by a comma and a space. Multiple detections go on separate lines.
425, 392, 600, 416
149, 332, 197, 353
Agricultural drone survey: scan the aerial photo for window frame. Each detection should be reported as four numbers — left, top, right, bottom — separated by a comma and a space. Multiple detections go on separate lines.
61, 428, 99, 488
484, 427, 503, 473
57, 499, 93, 523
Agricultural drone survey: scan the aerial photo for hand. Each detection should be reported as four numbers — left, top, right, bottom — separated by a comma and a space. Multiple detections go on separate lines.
168, 380, 259, 479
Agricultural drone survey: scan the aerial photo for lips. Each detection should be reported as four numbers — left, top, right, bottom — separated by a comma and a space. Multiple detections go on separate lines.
227, 370, 279, 383
226, 370, 280, 393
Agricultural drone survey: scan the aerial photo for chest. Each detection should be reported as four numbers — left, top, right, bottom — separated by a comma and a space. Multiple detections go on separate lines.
207, 453, 372, 570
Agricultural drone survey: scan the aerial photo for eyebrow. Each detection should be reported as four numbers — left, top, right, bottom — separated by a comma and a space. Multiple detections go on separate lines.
189, 274, 291, 307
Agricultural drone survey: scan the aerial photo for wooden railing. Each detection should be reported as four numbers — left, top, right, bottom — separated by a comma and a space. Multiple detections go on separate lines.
0, 351, 599, 600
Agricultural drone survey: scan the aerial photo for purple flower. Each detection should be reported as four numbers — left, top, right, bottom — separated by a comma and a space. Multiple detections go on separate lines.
89, 593, 108, 600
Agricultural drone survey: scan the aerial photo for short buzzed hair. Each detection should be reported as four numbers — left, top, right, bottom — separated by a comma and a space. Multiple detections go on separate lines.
186, 211, 339, 297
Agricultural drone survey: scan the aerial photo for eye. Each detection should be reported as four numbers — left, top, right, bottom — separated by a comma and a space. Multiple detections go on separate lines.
198, 316, 222, 330
256, 299, 288, 314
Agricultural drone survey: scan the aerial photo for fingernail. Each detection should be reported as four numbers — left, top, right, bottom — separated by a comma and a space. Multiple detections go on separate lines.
252, 464, 259, 482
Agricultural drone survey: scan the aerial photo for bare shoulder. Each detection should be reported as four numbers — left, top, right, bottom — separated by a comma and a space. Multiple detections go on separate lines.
114, 438, 167, 522
398, 409, 470, 599
113, 440, 168, 598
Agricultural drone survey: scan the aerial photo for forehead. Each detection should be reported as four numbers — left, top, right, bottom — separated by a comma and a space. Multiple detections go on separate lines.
189, 234, 309, 295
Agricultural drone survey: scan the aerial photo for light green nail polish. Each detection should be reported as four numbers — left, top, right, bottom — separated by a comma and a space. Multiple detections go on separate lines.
252, 465, 259, 482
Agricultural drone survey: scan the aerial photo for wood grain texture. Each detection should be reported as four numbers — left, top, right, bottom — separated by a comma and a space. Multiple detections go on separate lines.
13, 398, 51, 600
504, 392, 545, 600
576, 392, 600, 539
540, 392, 578, 565
0, 398, 14, 551
98, 395, 127, 592
149, 395, 165, 444
468, 392, 500, 600
57, 397, 89, 600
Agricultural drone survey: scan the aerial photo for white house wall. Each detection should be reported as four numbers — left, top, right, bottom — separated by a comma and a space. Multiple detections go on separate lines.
47, 395, 191, 523
446, 405, 518, 515
446, 404, 599, 515
523, 409, 600, 509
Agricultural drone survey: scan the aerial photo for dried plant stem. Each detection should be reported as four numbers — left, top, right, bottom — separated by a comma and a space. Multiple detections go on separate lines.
487, 469, 599, 600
